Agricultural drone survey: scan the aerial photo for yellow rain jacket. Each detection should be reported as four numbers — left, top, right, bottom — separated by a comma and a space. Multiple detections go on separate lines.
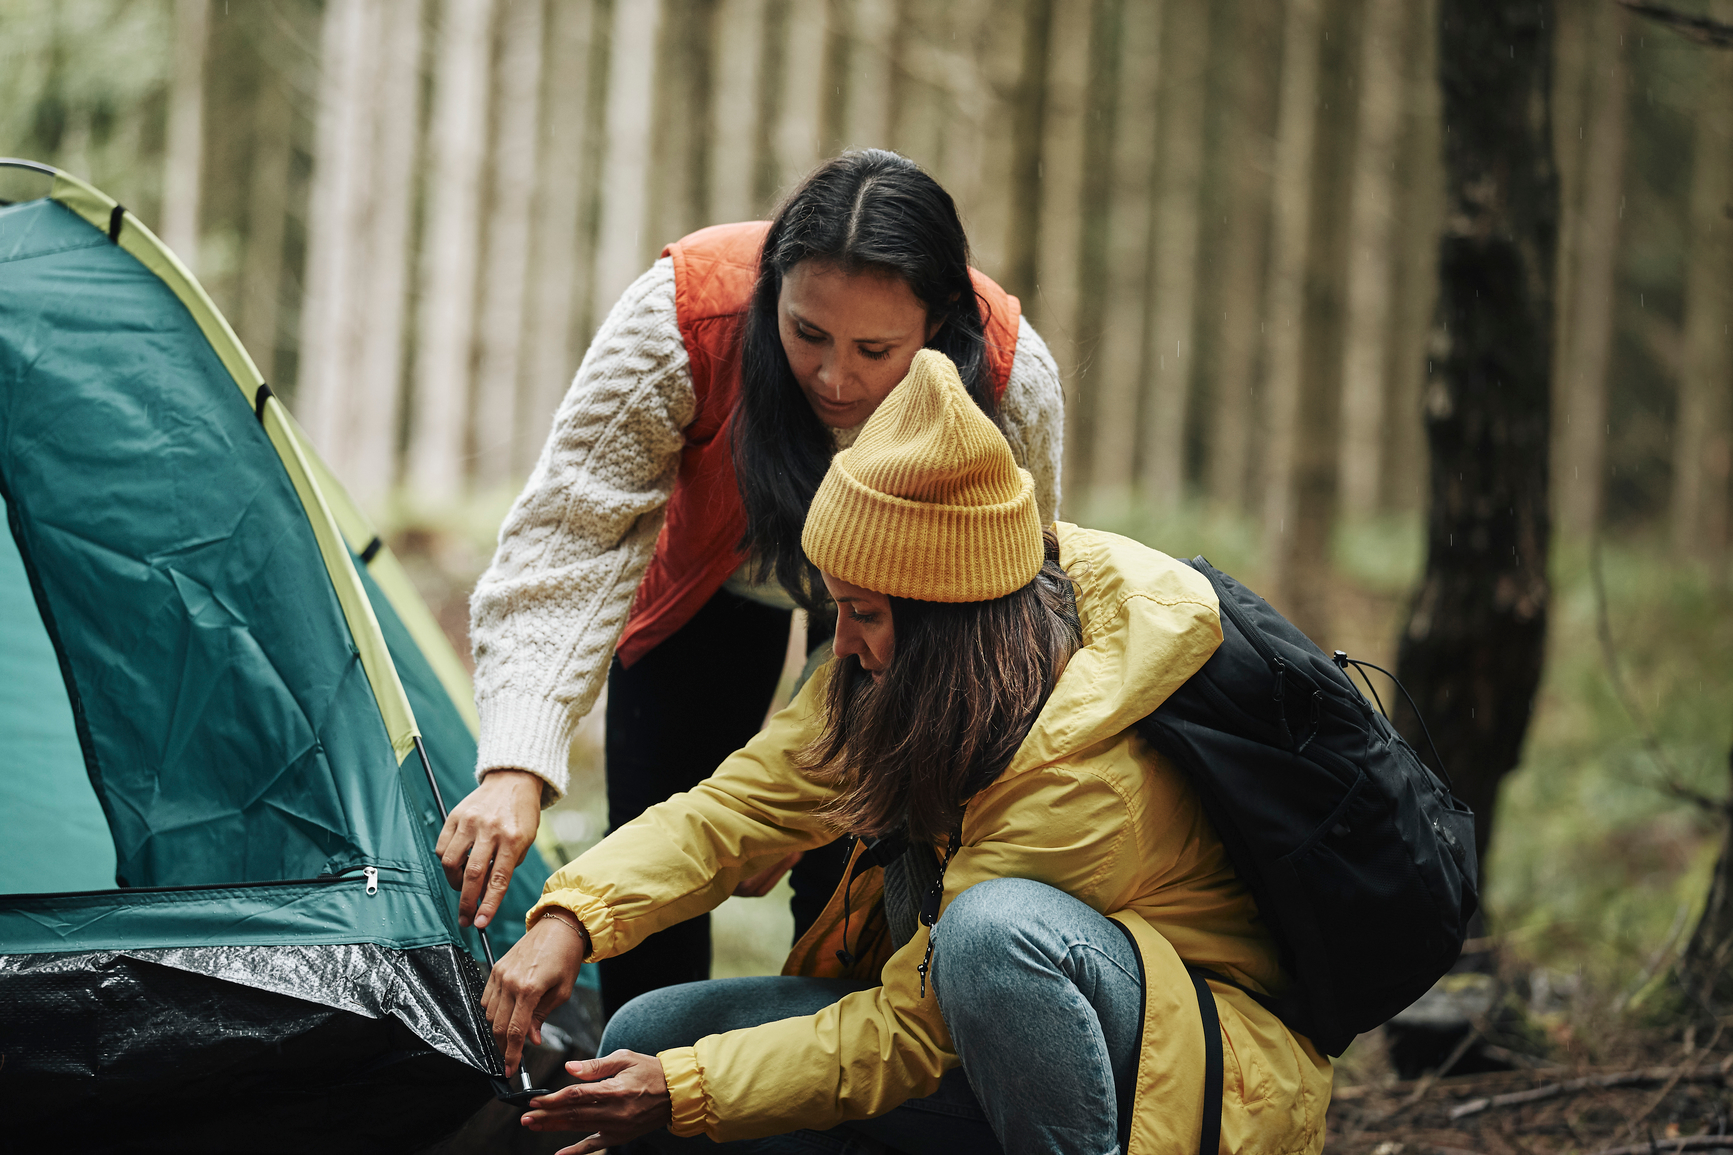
530, 523, 1333, 1153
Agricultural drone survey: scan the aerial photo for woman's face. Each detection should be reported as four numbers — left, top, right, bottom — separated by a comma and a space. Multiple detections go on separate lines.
822, 571, 895, 681
778, 260, 943, 429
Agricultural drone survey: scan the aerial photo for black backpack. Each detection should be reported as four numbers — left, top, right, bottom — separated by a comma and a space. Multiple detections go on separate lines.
1133, 556, 1478, 1060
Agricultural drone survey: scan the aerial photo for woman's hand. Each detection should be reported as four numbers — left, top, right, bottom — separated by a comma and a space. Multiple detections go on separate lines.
521, 1051, 673, 1155
436, 768, 544, 928
482, 909, 586, 1076
733, 849, 803, 897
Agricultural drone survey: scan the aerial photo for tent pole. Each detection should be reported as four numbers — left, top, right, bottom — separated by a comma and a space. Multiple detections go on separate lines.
413, 735, 545, 1103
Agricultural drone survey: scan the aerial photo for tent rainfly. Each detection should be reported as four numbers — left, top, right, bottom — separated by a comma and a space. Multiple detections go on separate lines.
0, 161, 559, 1151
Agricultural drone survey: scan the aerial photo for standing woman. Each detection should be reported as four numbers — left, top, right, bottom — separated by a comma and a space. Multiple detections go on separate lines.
435, 150, 1064, 1018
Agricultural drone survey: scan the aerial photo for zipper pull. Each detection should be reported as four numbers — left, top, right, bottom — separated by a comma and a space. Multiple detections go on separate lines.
364, 866, 378, 895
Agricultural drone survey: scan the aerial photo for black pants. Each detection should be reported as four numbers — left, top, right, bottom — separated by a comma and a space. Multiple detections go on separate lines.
598, 589, 850, 1021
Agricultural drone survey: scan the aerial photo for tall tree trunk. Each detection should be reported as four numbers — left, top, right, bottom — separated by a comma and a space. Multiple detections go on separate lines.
1678, 748, 1733, 1012
298, 0, 378, 456
649, 0, 720, 250
844, 0, 895, 150
1396, 0, 1557, 865
1202, 0, 1281, 516
349, 0, 425, 505
408, 0, 496, 502
776, 0, 828, 189
1552, 0, 1627, 543
472, 0, 545, 490
1033, 0, 1094, 516
161, 0, 209, 267
1671, 38, 1733, 560
1004, 0, 1056, 305
1382, 0, 1444, 516
1088, 0, 1163, 503
1336, 0, 1406, 521
238, 64, 292, 386
1259, 0, 1323, 570
589, 0, 660, 327
753, 0, 792, 208
1063, 0, 1125, 503
519, 0, 602, 475
1273, 0, 1363, 643
1140, 0, 1210, 509
712, 0, 766, 222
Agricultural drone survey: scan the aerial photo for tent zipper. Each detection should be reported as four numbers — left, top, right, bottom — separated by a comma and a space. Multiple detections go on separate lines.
0, 864, 410, 902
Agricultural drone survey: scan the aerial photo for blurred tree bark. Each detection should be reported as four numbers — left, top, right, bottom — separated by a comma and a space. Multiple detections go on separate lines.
1033, 0, 1092, 512
1259, 0, 1321, 593
1552, 0, 1628, 542
711, 0, 765, 223
752, 0, 790, 209
1141, 0, 1210, 509
1337, 0, 1406, 521
1004, 0, 1055, 304
520, 0, 604, 475
1089, 0, 1162, 500
409, 0, 496, 500
589, 0, 660, 322
1064, 0, 1124, 501
161, 0, 209, 267
350, 0, 424, 504
1383, 0, 1443, 516
1395, 0, 1557, 864
1670, 30, 1733, 561
1264, 0, 1363, 643
299, 0, 380, 475
1680, 750, 1733, 1011
1202, 0, 1280, 517
237, 58, 292, 387
650, 0, 720, 250
473, 0, 545, 489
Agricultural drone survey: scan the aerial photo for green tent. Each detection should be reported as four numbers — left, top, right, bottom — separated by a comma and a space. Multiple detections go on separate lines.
0, 161, 556, 1150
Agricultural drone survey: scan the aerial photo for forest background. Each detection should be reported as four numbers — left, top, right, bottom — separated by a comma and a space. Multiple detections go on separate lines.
3, 0, 1732, 1079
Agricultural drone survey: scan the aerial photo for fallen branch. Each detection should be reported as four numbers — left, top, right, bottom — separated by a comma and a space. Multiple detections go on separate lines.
1587, 1138, 1733, 1155
1448, 1066, 1730, 1121
1619, 1, 1733, 48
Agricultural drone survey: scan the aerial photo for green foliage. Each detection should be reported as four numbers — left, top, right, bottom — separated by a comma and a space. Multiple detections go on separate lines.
1487, 541, 1733, 997
0, 0, 172, 217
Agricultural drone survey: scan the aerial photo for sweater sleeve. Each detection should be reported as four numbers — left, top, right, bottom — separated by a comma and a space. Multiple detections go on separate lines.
998, 315, 1065, 523
468, 258, 692, 800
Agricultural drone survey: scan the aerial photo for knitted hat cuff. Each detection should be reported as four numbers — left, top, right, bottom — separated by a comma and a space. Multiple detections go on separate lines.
803, 462, 1044, 602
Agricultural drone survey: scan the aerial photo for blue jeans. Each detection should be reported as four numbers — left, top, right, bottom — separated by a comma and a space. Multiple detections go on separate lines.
600, 878, 1145, 1155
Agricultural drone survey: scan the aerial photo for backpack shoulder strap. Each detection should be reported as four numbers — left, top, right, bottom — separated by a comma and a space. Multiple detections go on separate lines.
1188, 968, 1223, 1155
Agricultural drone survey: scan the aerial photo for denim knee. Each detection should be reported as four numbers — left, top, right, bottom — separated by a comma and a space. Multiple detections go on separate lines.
929, 877, 1057, 1006
598, 983, 695, 1057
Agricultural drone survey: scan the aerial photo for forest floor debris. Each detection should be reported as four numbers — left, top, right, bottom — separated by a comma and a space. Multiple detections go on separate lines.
1328, 1039, 1733, 1153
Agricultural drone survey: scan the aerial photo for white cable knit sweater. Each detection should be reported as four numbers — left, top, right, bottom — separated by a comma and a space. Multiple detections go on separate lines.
469, 258, 1066, 799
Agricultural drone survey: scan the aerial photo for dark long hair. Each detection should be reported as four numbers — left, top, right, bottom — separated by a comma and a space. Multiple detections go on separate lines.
801, 531, 1082, 844
733, 150, 1002, 610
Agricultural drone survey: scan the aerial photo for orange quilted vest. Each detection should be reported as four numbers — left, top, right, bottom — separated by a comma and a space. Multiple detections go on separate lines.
615, 221, 1022, 666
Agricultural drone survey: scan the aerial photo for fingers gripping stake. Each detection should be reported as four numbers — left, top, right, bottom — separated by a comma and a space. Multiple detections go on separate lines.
414, 736, 550, 1106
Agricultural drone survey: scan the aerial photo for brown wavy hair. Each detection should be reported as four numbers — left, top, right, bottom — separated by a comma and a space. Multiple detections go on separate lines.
802, 529, 1083, 843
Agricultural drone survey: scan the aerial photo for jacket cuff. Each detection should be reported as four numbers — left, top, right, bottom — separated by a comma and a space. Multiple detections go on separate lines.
474, 692, 576, 804
526, 888, 615, 957
659, 1046, 713, 1137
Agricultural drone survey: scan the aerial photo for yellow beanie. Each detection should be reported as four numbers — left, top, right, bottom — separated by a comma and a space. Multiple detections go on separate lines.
801, 349, 1044, 602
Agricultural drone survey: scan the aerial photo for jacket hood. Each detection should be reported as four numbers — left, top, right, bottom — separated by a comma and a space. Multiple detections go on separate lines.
1006, 522, 1223, 778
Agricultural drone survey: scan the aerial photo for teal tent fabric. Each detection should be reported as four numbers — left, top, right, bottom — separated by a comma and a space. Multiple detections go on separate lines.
0, 490, 114, 892
0, 186, 541, 1002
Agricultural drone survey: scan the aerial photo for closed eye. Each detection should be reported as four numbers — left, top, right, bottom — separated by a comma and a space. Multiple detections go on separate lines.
857, 345, 891, 361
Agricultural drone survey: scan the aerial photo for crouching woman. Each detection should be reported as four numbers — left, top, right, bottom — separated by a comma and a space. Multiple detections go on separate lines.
482, 350, 1333, 1155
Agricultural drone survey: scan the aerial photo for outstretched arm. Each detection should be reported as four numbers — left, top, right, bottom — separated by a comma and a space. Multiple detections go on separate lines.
441, 258, 692, 928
